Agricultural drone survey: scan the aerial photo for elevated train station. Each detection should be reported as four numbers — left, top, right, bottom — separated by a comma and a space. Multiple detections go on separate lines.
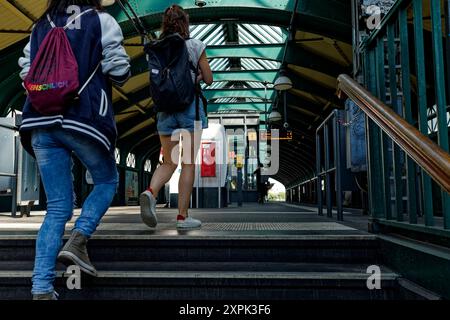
0, 0, 449, 300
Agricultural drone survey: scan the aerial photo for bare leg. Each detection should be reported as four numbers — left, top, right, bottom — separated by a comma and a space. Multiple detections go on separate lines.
149, 135, 179, 195
178, 130, 202, 217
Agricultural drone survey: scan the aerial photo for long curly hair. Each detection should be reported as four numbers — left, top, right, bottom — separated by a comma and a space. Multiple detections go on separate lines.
160, 4, 190, 39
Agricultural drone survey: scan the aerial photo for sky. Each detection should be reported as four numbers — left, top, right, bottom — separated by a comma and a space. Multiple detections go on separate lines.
269, 178, 285, 194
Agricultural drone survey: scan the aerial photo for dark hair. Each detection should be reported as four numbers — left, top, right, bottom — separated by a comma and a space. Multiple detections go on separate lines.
160, 4, 190, 39
39, 0, 103, 21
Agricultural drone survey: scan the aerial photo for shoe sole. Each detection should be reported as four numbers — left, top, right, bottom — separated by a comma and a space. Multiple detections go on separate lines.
176, 224, 202, 229
140, 193, 158, 228
57, 251, 98, 277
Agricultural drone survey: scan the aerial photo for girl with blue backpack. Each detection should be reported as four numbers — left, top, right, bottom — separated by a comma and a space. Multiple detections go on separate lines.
140, 5, 213, 229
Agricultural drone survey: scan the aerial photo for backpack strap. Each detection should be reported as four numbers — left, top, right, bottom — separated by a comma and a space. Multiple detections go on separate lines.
47, 14, 56, 28
47, 8, 94, 29
189, 60, 201, 122
195, 84, 200, 122
190, 60, 208, 122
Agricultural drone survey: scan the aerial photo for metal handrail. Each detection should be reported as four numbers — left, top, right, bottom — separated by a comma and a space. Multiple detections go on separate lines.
0, 123, 18, 131
0, 173, 16, 177
337, 74, 450, 194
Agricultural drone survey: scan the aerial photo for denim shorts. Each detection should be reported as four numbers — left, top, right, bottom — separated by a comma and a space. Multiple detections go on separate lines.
157, 99, 208, 136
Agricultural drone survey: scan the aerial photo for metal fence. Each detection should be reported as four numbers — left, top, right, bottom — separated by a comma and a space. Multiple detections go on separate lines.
360, 0, 450, 235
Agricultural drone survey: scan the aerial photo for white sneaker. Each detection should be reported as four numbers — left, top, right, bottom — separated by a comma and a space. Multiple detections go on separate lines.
140, 191, 158, 227
176, 216, 202, 229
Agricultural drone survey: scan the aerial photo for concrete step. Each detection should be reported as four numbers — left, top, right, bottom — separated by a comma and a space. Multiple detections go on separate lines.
0, 236, 438, 300
0, 264, 401, 300
0, 261, 388, 272
0, 235, 381, 264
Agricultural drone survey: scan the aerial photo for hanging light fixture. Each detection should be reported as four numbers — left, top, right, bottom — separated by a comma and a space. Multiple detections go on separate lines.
268, 100, 282, 123
195, 0, 207, 7
268, 110, 282, 123
274, 70, 293, 91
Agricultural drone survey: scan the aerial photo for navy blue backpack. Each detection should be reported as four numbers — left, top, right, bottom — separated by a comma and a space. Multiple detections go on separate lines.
144, 33, 200, 116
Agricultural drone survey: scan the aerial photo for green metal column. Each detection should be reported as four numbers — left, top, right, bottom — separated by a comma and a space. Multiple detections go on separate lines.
430, 0, 450, 229
399, 7, 418, 224
366, 47, 385, 219
324, 123, 333, 218
316, 128, 323, 216
446, 0, 450, 96
376, 36, 393, 220
387, 22, 404, 222
413, 0, 434, 226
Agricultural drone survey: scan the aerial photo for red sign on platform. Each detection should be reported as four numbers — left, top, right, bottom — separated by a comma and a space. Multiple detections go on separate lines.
201, 142, 216, 177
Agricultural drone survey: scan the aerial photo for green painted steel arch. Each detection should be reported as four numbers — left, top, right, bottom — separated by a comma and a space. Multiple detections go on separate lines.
110, 0, 351, 42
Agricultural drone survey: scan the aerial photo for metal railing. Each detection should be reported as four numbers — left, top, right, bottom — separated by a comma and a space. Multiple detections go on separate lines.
316, 110, 344, 221
338, 75, 450, 193
340, 0, 450, 236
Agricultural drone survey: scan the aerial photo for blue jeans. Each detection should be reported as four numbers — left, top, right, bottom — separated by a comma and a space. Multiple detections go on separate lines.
30, 127, 118, 295
157, 99, 208, 136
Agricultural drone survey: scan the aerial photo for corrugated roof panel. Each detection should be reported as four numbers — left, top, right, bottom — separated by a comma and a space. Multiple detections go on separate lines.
12, 0, 47, 22
210, 58, 230, 71
121, 72, 149, 93
202, 25, 225, 45
259, 25, 283, 42
239, 24, 284, 44
124, 36, 144, 59
241, 58, 260, 70
191, 24, 214, 40
0, 1, 34, 50
246, 81, 265, 88
209, 58, 227, 70
238, 27, 258, 45
241, 25, 265, 44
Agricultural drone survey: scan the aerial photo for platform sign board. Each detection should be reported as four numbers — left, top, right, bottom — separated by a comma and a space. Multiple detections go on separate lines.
201, 142, 216, 177
345, 99, 367, 172
248, 131, 257, 141
260, 130, 293, 141
235, 155, 244, 169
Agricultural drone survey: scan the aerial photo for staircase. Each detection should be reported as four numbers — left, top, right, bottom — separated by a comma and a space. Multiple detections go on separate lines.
0, 235, 437, 300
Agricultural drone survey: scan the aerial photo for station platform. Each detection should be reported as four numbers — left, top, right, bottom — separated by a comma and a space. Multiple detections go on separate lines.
0, 202, 371, 240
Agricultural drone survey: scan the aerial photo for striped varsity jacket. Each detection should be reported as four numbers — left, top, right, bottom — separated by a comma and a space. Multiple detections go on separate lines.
18, 6, 131, 155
